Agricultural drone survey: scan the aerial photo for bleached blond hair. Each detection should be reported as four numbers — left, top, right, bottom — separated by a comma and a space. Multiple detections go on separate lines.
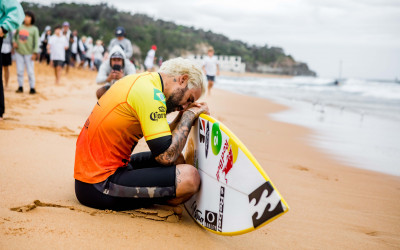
158, 57, 206, 97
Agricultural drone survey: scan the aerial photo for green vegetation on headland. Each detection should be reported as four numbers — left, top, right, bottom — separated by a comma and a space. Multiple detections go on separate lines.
21, 2, 316, 76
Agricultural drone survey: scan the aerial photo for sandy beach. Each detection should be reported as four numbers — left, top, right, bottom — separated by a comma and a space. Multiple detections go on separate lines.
0, 63, 399, 249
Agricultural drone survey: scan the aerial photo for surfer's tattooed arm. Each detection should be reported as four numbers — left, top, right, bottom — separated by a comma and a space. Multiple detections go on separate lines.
168, 111, 183, 131
155, 111, 197, 165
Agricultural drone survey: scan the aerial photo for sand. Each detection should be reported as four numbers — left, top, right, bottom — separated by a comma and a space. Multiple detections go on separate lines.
0, 63, 399, 249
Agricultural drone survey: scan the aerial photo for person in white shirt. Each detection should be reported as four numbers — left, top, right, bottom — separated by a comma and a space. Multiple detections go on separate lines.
39, 25, 51, 64
47, 25, 69, 84
144, 45, 157, 71
70, 29, 85, 67
61, 21, 71, 73
82, 36, 93, 69
92, 39, 104, 71
202, 47, 220, 96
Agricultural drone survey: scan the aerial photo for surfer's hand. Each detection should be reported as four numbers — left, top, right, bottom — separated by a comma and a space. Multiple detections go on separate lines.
186, 102, 210, 117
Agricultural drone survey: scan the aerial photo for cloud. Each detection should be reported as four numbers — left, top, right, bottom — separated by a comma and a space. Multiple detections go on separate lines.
24, 0, 400, 78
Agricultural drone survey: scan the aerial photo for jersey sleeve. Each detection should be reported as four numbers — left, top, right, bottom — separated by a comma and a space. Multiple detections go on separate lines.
146, 135, 172, 157
127, 81, 171, 141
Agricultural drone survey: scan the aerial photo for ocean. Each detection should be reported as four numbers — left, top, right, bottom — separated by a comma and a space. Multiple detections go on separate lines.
215, 75, 400, 176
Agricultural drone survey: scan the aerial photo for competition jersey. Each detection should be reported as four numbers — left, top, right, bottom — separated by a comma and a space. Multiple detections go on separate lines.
74, 72, 171, 183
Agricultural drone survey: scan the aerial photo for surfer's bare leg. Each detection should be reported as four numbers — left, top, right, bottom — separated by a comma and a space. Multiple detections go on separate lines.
167, 164, 200, 206
208, 80, 214, 95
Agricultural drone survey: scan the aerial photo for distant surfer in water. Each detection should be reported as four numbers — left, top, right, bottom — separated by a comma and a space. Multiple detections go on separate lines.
74, 57, 209, 211
202, 47, 219, 96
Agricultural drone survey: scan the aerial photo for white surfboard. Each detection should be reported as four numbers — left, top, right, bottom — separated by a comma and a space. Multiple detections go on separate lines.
184, 114, 289, 236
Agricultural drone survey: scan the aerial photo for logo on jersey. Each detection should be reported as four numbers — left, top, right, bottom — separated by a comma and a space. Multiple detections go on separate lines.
153, 88, 166, 105
158, 106, 166, 112
150, 106, 167, 121
248, 181, 285, 228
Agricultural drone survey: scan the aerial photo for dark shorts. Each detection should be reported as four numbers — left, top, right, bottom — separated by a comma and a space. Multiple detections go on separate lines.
71, 53, 77, 61
206, 75, 215, 82
1, 53, 11, 66
75, 152, 176, 211
64, 50, 71, 65
53, 60, 64, 67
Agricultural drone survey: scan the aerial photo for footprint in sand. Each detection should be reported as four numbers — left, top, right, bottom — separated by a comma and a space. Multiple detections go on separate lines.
292, 165, 309, 171
291, 165, 336, 181
10, 200, 181, 223
0, 122, 78, 137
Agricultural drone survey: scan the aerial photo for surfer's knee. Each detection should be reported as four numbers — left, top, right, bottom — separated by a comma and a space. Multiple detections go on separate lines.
176, 164, 200, 196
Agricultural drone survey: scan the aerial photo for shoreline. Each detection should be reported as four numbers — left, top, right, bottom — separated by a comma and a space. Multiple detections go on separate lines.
212, 75, 400, 177
1, 63, 399, 248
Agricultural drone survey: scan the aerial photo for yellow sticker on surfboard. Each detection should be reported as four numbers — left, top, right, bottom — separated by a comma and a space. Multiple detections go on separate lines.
184, 114, 289, 236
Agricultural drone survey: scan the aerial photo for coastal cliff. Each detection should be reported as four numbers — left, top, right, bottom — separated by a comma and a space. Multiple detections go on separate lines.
22, 2, 316, 76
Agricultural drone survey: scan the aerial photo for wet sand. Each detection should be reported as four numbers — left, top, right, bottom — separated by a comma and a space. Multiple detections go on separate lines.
0, 63, 399, 249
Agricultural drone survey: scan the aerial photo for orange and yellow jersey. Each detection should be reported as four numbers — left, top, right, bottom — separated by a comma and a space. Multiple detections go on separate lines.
74, 72, 171, 184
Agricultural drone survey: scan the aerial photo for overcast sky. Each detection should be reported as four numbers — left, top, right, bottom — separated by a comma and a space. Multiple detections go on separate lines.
24, 0, 400, 79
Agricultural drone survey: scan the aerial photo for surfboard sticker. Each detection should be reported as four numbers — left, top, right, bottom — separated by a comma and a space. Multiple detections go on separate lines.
184, 114, 289, 236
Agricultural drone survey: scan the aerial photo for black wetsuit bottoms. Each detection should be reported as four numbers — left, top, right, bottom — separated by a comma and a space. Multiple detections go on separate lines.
75, 152, 176, 211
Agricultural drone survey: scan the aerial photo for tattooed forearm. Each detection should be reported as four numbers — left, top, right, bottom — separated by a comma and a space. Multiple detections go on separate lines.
169, 111, 183, 131
156, 111, 196, 165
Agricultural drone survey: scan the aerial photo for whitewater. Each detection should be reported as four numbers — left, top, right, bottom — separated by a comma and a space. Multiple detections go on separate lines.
215, 76, 400, 176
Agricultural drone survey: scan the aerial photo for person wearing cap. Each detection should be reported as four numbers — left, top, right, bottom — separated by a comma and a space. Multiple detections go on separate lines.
39, 25, 51, 64
144, 45, 157, 72
96, 45, 136, 99
108, 26, 133, 59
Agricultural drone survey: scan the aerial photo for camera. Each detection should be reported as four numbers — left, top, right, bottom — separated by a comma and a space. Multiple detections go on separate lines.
112, 64, 122, 71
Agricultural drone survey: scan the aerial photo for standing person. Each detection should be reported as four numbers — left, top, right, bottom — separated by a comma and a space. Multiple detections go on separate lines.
74, 57, 208, 210
1, 27, 13, 89
92, 39, 104, 71
0, 0, 24, 120
70, 29, 85, 67
202, 47, 219, 96
61, 21, 71, 73
47, 25, 68, 85
13, 10, 39, 94
144, 45, 157, 71
108, 26, 133, 59
82, 36, 93, 69
39, 25, 51, 64
95, 45, 136, 99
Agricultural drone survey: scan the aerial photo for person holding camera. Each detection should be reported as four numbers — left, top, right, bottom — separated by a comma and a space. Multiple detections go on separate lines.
95, 45, 136, 99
